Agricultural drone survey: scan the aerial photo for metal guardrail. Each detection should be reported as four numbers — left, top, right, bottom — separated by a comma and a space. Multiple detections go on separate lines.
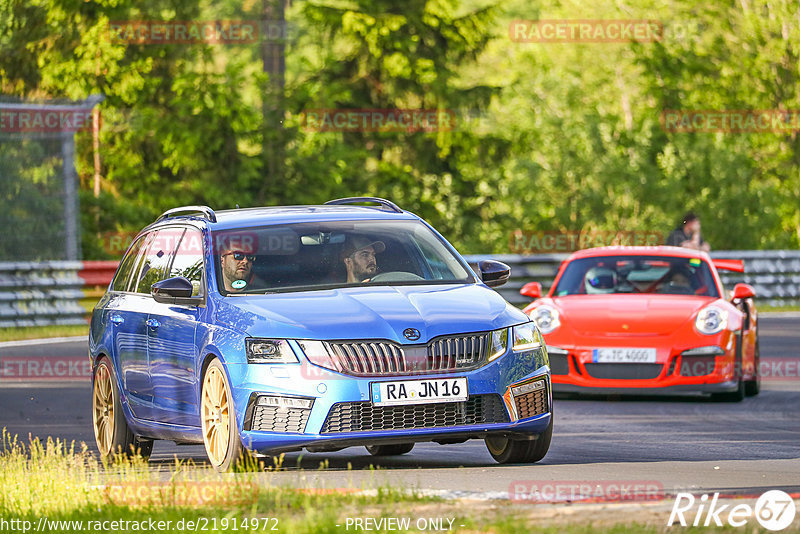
0, 262, 87, 327
465, 251, 800, 307
0, 251, 798, 327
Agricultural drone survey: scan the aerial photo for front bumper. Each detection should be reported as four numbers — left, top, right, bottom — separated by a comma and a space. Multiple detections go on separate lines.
554, 380, 739, 396
547, 330, 740, 394
227, 346, 552, 455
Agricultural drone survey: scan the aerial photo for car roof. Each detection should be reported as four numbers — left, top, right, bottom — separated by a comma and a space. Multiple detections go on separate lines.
209, 205, 418, 230
566, 246, 711, 261
147, 200, 421, 233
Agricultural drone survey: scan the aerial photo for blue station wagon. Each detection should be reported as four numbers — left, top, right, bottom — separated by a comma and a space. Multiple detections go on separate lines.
90, 198, 552, 469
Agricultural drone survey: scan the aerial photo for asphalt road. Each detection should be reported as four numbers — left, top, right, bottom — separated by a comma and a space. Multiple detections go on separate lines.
1, 316, 798, 498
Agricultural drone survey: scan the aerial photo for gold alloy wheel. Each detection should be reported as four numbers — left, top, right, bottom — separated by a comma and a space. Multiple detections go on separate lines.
92, 362, 114, 456
202, 366, 230, 466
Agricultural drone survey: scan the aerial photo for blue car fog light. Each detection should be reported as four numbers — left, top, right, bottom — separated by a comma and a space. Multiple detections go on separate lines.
511, 379, 546, 397
256, 395, 314, 409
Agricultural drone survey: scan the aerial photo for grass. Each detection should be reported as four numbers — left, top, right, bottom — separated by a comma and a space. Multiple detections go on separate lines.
757, 304, 800, 312
0, 429, 763, 533
0, 429, 435, 533
0, 324, 88, 342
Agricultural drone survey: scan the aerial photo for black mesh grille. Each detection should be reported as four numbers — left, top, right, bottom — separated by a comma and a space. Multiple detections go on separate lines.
320, 394, 509, 433
514, 387, 549, 419
679, 356, 716, 377
549, 354, 569, 375
250, 405, 310, 433
584, 363, 663, 380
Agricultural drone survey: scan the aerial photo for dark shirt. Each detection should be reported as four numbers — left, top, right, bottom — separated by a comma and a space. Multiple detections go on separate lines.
666, 227, 705, 247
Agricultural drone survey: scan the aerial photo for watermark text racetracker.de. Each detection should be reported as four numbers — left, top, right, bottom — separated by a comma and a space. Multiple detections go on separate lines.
300, 109, 457, 133
509, 480, 664, 503
0, 516, 278, 533
661, 109, 800, 133
677, 358, 800, 383
107, 19, 293, 45
0, 356, 90, 382
0, 107, 93, 134
668, 490, 797, 530
509, 19, 662, 43
510, 229, 663, 254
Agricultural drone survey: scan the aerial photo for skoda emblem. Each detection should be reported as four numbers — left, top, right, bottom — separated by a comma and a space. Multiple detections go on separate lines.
403, 328, 421, 341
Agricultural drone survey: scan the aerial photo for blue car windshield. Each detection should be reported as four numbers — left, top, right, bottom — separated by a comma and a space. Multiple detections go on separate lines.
553, 255, 720, 298
212, 220, 474, 294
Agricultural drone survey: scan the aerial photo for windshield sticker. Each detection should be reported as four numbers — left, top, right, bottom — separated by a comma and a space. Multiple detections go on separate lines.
689, 258, 701, 266
231, 279, 247, 289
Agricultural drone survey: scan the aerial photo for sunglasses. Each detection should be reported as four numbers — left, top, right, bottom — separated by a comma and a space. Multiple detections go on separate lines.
224, 251, 256, 262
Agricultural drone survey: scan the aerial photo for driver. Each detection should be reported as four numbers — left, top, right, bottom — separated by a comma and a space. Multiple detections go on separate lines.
584, 266, 617, 294
341, 235, 385, 283
219, 246, 263, 292
662, 267, 693, 293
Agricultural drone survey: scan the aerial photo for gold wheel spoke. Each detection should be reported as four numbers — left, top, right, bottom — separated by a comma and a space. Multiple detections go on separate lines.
93, 365, 115, 455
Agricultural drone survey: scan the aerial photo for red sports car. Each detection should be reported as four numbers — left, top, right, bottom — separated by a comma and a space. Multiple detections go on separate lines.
521, 246, 759, 401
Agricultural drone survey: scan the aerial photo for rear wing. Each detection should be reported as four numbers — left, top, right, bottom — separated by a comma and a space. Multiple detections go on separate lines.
712, 259, 744, 273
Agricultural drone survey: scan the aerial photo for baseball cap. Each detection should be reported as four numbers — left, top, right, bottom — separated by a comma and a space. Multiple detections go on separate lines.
341, 235, 386, 259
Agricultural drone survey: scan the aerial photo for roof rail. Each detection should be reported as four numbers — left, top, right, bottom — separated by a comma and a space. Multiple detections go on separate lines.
324, 197, 403, 213
156, 205, 217, 223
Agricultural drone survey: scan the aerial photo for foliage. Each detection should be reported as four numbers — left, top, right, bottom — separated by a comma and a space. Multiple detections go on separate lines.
0, 0, 798, 258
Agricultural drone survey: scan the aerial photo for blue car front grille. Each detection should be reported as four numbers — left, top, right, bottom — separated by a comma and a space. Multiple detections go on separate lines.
320, 394, 509, 433
323, 333, 489, 376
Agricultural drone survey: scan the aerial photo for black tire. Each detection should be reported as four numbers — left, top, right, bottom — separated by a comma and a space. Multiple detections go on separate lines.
711, 331, 745, 402
365, 443, 415, 456
92, 358, 153, 461
201, 358, 251, 472
485, 417, 553, 464
745, 337, 761, 397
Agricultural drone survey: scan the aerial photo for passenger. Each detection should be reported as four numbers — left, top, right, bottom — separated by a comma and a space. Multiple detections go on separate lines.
341, 235, 386, 283
666, 212, 711, 252
584, 267, 617, 294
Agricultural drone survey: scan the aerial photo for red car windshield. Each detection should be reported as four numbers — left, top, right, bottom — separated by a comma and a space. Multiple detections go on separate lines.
553, 255, 720, 298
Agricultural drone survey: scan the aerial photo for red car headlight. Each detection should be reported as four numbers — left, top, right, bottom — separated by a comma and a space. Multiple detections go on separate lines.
530, 305, 560, 334
695, 306, 728, 335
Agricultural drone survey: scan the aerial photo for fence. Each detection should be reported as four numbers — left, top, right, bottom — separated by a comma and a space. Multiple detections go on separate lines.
0, 251, 798, 327
0, 96, 104, 262
462, 250, 800, 307
0, 261, 120, 328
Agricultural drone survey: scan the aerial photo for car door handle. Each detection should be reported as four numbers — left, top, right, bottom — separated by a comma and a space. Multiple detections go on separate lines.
110, 314, 124, 325
146, 318, 160, 329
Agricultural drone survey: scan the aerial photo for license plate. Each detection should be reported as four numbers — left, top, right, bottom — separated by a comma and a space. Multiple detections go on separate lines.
370, 378, 468, 407
592, 348, 657, 363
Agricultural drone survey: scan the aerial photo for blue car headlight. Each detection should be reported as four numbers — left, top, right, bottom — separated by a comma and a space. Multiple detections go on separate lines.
488, 322, 544, 363
246, 338, 299, 364
512, 321, 543, 352
488, 328, 509, 362
297, 340, 343, 372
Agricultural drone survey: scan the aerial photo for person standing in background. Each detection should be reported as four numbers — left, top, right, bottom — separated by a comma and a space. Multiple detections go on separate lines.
666, 212, 711, 252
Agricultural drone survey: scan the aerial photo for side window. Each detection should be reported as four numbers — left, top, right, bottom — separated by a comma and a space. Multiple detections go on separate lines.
169, 228, 205, 297
134, 228, 181, 294
111, 235, 148, 292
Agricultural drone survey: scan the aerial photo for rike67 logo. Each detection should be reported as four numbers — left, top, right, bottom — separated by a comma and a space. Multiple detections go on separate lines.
668, 490, 797, 531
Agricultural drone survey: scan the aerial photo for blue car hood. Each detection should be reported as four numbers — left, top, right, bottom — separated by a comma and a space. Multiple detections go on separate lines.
215, 284, 527, 342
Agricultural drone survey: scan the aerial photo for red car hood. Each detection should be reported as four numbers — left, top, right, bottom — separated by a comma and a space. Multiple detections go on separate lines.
549, 294, 716, 336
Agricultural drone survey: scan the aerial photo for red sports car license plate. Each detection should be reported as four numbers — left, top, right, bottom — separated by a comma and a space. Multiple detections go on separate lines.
592, 348, 657, 363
